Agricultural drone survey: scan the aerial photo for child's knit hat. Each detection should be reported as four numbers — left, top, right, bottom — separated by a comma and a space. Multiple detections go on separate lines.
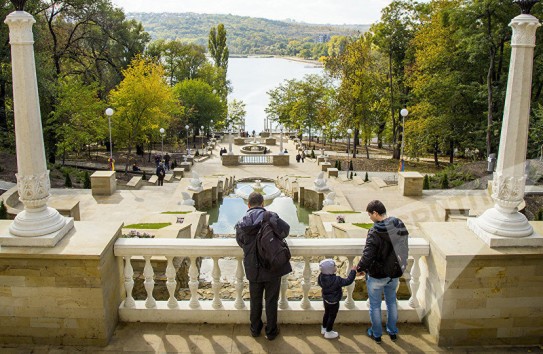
319, 259, 336, 275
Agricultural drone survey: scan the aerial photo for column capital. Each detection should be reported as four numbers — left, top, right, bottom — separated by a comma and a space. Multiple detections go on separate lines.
4, 11, 35, 45
510, 14, 541, 47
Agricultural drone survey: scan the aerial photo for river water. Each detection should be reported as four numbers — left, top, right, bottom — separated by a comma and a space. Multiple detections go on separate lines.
227, 57, 324, 133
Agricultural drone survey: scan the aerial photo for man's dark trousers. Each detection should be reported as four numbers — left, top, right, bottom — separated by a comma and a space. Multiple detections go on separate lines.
249, 277, 281, 336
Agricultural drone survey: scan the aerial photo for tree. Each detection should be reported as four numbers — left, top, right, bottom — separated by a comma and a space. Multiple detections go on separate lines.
49, 76, 105, 164
109, 56, 180, 172
227, 99, 247, 132
174, 79, 225, 137
208, 24, 229, 101
147, 40, 207, 85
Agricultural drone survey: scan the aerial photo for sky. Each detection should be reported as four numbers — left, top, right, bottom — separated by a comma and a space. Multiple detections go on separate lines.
109, 0, 393, 25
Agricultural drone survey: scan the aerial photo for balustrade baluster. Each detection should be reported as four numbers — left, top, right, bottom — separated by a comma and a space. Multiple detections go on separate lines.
143, 256, 156, 308
344, 257, 355, 309
165, 256, 178, 309
409, 255, 421, 308
279, 274, 289, 309
235, 257, 246, 309
188, 256, 200, 308
123, 256, 135, 308
301, 257, 312, 309
212, 257, 223, 309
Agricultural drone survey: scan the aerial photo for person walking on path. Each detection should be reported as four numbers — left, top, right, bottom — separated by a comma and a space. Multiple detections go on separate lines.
164, 153, 171, 171
156, 162, 166, 186
318, 259, 357, 339
235, 192, 292, 341
356, 200, 409, 344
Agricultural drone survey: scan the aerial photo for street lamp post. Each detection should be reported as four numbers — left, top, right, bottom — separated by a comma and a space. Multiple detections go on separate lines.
185, 124, 190, 154
400, 108, 409, 172
200, 125, 204, 154
279, 125, 284, 155
210, 119, 214, 139
105, 108, 114, 169
228, 126, 233, 155
322, 125, 326, 146
159, 127, 165, 156
347, 128, 353, 171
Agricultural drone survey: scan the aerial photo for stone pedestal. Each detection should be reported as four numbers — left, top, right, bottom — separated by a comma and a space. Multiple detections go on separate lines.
182, 156, 194, 165
420, 222, 543, 346
173, 168, 185, 178
260, 132, 270, 138
179, 162, 192, 171
234, 138, 245, 145
321, 162, 332, 172
222, 155, 240, 166
327, 168, 339, 178
265, 138, 276, 145
272, 154, 289, 166
0, 221, 123, 346
91, 171, 116, 196
398, 171, 424, 196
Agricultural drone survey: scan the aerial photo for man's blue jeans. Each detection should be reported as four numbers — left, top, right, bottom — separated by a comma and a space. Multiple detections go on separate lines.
366, 275, 399, 338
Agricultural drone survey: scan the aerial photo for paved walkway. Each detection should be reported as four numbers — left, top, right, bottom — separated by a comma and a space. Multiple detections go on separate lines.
1, 322, 540, 353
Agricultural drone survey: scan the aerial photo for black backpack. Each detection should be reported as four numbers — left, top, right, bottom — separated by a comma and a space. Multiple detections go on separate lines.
256, 211, 291, 271
383, 222, 409, 278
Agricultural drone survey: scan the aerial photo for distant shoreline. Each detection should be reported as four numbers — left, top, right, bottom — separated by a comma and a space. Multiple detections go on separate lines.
229, 54, 323, 67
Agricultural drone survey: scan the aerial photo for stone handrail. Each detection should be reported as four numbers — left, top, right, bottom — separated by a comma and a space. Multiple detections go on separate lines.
114, 238, 429, 324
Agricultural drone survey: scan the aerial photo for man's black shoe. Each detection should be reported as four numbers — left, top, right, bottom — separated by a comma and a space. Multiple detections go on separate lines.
251, 323, 263, 337
367, 328, 382, 344
265, 328, 280, 341
389, 333, 397, 342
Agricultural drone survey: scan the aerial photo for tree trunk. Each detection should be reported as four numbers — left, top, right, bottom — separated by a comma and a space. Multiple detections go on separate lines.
449, 140, 454, 164
365, 141, 370, 159
434, 140, 439, 167
353, 129, 358, 158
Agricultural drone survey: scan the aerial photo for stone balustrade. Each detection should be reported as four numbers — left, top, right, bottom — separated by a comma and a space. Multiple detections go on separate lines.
114, 238, 429, 324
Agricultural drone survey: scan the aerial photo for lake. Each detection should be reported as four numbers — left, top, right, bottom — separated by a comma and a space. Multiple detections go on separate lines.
227, 57, 324, 133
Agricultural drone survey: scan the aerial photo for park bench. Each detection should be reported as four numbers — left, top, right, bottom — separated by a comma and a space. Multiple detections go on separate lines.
370, 176, 388, 188
126, 176, 143, 189
164, 174, 174, 183
327, 168, 338, 178
173, 168, 184, 179
147, 175, 158, 185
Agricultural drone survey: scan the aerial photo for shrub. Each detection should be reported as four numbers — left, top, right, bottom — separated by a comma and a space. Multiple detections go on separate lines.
337, 161, 342, 171
310, 149, 316, 159
440, 173, 449, 189
349, 160, 353, 171
537, 209, 543, 221
364, 172, 369, 182
64, 173, 72, 188
83, 171, 91, 189
423, 174, 430, 190
142, 171, 147, 180
0, 200, 7, 219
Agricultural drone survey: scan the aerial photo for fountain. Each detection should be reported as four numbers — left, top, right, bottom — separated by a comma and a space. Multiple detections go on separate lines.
235, 180, 281, 200
187, 172, 203, 192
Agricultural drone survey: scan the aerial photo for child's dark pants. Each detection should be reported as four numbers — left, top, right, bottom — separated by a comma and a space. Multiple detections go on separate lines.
322, 300, 340, 332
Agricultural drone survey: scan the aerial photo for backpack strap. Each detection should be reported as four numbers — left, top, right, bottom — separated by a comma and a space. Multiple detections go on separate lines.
263, 210, 271, 222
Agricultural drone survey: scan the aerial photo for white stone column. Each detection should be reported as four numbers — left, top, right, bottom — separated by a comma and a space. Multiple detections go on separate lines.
0, 11, 72, 246
468, 13, 543, 247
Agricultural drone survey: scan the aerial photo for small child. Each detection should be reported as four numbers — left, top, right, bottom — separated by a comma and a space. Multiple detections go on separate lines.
318, 259, 357, 339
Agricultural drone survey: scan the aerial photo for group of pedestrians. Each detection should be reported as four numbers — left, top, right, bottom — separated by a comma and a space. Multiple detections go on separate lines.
236, 194, 408, 343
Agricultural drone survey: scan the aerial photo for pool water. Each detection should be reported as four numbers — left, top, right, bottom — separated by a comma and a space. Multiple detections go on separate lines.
206, 193, 312, 236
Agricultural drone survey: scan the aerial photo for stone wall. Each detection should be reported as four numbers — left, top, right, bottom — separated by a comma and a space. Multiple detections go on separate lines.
0, 221, 123, 346
420, 222, 543, 346
273, 154, 289, 166
222, 155, 239, 166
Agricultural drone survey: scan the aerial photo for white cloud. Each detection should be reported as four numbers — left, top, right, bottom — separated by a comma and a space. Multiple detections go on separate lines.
110, 0, 394, 24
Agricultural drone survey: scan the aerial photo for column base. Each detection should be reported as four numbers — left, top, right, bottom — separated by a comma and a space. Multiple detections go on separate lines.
467, 207, 543, 247
0, 217, 74, 247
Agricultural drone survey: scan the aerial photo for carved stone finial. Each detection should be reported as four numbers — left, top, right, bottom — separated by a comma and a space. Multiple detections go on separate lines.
513, 0, 539, 14
10, 0, 27, 11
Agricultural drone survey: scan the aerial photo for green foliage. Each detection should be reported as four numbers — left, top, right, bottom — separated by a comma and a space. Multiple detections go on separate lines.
109, 56, 181, 172
174, 79, 226, 131
64, 173, 72, 188
364, 172, 369, 182
353, 223, 374, 229
83, 171, 91, 189
128, 12, 368, 58
337, 160, 342, 171
142, 171, 147, 180
349, 160, 354, 171
0, 200, 7, 220
423, 174, 430, 190
310, 149, 316, 159
161, 211, 192, 214
537, 209, 543, 221
123, 222, 172, 229
440, 173, 449, 189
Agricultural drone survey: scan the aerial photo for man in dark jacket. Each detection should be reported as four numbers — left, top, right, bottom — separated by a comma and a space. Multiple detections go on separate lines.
235, 192, 291, 340
356, 200, 409, 344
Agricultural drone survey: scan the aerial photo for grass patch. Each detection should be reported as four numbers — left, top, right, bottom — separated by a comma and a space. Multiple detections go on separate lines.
328, 211, 361, 214
161, 211, 192, 214
123, 222, 171, 229
353, 223, 373, 229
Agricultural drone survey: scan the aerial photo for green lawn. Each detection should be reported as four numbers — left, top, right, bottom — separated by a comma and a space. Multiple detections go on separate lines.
123, 222, 171, 229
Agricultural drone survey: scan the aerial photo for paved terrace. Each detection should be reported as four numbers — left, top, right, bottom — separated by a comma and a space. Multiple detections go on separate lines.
2, 322, 540, 353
